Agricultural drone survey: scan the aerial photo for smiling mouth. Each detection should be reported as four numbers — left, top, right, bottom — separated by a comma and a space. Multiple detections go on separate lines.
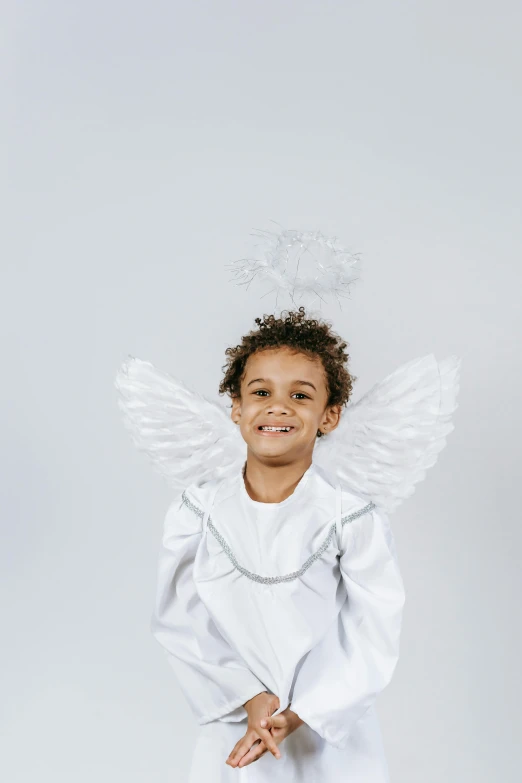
256, 425, 295, 436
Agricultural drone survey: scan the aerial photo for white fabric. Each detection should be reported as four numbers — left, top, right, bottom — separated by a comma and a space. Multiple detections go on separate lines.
151, 461, 406, 781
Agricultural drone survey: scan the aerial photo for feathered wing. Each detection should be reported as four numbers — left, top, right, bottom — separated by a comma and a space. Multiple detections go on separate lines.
114, 356, 246, 493
314, 353, 461, 513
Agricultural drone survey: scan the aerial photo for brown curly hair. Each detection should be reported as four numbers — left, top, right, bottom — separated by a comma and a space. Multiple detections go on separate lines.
219, 307, 355, 437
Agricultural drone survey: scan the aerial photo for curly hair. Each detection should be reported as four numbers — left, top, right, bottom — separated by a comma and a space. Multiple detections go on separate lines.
219, 307, 355, 436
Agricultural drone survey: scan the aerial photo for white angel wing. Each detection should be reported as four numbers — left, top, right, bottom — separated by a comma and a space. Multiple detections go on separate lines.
114, 356, 246, 493
314, 353, 461, 513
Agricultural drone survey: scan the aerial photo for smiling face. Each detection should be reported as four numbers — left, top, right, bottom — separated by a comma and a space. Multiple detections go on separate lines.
230, 346, 341, 465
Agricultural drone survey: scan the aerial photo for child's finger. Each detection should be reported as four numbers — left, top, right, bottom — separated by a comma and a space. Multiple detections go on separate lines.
226, 733, 257, 767
261, 715, 286, 730
237, 740, 268, 767
226, 723, 280, 767
256, 725, 281, 759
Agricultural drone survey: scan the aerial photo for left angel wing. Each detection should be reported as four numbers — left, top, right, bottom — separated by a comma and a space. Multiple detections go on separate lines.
313, 353, 461, 513
114, 356, 246, 493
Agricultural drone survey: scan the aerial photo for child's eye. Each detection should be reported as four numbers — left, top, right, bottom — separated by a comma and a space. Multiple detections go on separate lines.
252, 390, 310, 400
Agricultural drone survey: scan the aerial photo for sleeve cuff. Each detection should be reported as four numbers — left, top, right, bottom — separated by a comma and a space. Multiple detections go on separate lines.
290, 702, 370, 750
198, 682, 267, 724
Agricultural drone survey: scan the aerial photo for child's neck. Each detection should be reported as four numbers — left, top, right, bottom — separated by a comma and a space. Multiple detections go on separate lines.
242, 453, 313, 504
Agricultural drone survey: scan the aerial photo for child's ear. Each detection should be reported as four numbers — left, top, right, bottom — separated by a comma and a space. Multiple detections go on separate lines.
321, 404, 342, 434
230, 395, 242, 425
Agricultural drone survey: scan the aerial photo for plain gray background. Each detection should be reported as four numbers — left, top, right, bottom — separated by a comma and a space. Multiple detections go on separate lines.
4, 1, 521, 781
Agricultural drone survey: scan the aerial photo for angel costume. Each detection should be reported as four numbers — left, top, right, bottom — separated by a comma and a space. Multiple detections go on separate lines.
115, 352, 461, 783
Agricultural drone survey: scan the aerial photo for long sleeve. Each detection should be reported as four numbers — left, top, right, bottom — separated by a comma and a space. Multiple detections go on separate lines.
150, 490, 268, 724
289, 504, 406, 749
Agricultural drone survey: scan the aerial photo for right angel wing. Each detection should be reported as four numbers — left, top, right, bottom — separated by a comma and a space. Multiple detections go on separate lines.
114, 356, 246, 493
313, 353, 461, 514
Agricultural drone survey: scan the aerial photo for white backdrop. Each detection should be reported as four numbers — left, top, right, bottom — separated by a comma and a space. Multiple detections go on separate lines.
3, 2, 521, 781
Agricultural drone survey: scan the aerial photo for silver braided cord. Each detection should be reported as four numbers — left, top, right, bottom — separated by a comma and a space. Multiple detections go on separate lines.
181, 491, 375, 585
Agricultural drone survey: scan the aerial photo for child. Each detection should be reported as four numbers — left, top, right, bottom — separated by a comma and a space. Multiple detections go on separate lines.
149, 308, 407, 781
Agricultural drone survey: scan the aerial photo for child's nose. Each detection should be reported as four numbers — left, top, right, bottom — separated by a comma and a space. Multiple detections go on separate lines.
266, 397, 293, 414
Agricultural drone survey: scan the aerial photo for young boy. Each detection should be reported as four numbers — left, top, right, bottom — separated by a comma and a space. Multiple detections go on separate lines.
151, 308, 405, 781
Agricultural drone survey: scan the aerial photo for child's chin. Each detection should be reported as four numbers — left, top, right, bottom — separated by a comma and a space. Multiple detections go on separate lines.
248, 440, 293, 454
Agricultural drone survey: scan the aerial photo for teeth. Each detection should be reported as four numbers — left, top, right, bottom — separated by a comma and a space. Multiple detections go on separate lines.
260, 426, 291, 431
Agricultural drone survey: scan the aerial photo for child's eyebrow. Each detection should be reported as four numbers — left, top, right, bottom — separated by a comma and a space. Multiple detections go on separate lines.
246, 378, 317, 392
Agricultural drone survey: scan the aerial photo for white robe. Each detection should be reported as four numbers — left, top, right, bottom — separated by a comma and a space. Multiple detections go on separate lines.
151, 461, 406, 782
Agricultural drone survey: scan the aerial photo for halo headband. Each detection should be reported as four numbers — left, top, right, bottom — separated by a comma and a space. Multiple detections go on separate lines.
226, 225, 362, 309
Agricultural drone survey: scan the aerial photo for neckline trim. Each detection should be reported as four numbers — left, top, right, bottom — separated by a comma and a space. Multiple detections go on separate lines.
239, 461, 316, 509
181, 489, 376, 583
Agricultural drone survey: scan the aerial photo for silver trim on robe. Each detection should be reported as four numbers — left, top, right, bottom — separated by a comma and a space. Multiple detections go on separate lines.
181, 490, 376, 585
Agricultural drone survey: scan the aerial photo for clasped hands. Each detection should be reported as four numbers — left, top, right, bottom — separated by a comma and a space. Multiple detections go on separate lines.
226, 691, 303, 769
